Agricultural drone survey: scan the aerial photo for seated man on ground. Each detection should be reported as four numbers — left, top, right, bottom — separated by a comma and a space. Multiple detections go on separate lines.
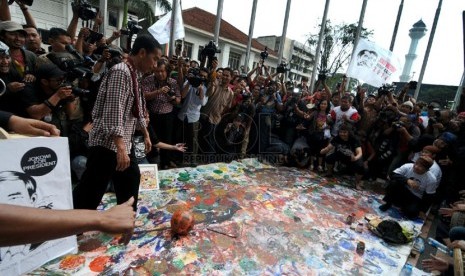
320, 123, 365, 190
379, 155, 437, 219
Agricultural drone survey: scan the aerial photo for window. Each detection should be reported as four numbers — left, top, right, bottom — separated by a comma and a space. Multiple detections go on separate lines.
109, 10, 118, 28
228, 52, 241, 70
197, 46, 204, 61
183, 41, 193, 59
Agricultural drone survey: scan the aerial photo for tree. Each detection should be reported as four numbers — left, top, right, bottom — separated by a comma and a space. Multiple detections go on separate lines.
307, 20, 373, 88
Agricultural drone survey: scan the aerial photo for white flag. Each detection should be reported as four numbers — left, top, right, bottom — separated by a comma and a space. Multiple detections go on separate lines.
148, 2, 185, 44
346, 38, 403, 87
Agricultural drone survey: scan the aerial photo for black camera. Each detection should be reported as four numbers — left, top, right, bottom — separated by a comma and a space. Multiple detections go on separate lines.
318, 69, 331, 81
72, 0, 98, 21
120, 20, 143, 35
392, 121, 405, 129
86, 30, 104, 44
378, 83, 396, 96
200, 40, 221, 69
187, 67, 206, 88
260, 47, 268, 61
8, 0, 33, 6
94, 45, 121, 58
408, 80, 417, 90
277, 62, 289, 74
61, 82, 91, 97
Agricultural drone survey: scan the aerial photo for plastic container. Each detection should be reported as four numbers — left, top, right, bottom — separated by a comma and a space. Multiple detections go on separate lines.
399, 263, 412, 276
427, 237, 453, 256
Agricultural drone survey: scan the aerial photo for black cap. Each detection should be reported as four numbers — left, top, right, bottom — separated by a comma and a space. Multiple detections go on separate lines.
36, 63, 66, 80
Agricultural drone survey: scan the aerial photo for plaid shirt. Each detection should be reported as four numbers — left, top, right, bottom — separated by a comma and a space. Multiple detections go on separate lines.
141, 75, 180, 114
89, 62, 147, 153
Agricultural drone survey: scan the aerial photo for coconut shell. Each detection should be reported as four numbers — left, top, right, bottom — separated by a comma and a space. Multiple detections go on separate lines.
171, 210, 194, 236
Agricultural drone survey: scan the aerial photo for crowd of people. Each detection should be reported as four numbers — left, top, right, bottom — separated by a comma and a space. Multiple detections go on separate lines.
1, 1, 465, 273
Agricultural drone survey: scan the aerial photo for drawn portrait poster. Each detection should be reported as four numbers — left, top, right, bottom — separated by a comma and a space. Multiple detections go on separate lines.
139, 164, 159, 191
346, 38, 403, 87
0, 137, 77, 275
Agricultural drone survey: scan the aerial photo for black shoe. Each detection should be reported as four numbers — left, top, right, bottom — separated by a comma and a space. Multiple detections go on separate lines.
379, 203, 391, 212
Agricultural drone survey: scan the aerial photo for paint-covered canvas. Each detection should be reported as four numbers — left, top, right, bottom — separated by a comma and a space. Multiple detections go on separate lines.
139, 164, 159, 190
0, 137, 77, 275
30, 159, 424, 275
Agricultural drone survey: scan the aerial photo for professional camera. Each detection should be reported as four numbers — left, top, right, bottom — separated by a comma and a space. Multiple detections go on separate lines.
94, 45, 122, 58
86, 29, 104, 44
8, 0, 33, 6
72, 0, 98, 21
277, 62, 289, 74
408, 80, 417, 90
120, 19, 143, 36
378, 83, 396, 96
61, 82, 91, 97
200, 40, 221, 69
317, 69, 331, 81
392, 121, 405, 129
260, 47, 268, 61
187, 67, 206, 88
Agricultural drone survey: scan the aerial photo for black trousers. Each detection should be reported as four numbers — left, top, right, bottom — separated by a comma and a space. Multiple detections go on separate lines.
73, 146, 140, 211
383, 178, 423, 218
150, 112, 175, 168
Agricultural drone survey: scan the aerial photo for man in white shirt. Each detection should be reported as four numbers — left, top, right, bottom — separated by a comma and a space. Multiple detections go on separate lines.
379, 156, 437, 219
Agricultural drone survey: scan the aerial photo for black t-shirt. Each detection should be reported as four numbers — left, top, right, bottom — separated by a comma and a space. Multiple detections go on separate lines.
0, 71, 27, 116
331, 135, 361, 159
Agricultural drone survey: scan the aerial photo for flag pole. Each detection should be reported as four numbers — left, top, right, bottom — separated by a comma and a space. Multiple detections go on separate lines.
168, 0, 179, 57
213, 0, 224, 45
244, 0, 258, 73
345, 0, 368, 91
389, 0, 404, 51
277, 0, 292, 64
309, 0, 331, 94
413, 0, 443, 100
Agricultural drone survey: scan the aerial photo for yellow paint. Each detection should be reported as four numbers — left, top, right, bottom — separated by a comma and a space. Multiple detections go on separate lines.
180, 251, 199, 265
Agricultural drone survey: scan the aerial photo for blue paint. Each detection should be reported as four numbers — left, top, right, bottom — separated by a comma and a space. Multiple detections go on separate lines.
138, 236, 158, 248
139, 206, 150, 214
305, 255, 325, 269
339, 239, 355, 251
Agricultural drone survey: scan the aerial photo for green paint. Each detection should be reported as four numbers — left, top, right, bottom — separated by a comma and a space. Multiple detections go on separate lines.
213, 170, 223, 174
172, 258, 185, 270
179, 172, 189, 178
177, 176, 190, 182
283, 208, 294, 218
239, 258, 257, 272
160, 179, 171, 188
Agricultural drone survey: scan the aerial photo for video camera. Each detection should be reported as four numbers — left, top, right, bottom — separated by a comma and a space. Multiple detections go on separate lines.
187, 67, 206, 88
94, 45, 122, 59
61, 81, 91, 97
317, 69, 331, 81
120, 19, 143, 36
260, 47, 268, 62
378, 83, 396, 96
72, 0, 98, 21
200, 40, 221, 69
277, 62, 289, 74
8, 0, 33, 6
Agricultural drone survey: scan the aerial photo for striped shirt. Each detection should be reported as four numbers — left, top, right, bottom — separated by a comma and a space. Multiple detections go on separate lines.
201, 80, 234, 125
88, 61, 147, 153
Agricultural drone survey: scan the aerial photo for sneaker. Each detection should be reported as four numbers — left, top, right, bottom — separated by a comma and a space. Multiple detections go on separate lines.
379, 203, 391, 212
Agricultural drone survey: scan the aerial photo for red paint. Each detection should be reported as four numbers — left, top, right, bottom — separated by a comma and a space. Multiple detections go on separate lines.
59, 255, 85, 270
203, 197, 216, 205
89, 255, 111, 272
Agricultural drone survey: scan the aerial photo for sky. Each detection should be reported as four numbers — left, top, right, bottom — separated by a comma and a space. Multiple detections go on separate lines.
176, 0, 464, 86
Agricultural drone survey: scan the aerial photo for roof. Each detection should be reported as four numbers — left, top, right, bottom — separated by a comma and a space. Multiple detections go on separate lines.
182, 7, 277, 57
412, 19, 426, 28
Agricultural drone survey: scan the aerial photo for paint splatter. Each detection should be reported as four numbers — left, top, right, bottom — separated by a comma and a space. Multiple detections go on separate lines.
59, 255, 85, 271
89, 255, 111, 272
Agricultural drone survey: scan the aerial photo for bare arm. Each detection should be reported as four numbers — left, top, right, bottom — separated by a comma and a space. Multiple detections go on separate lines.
67, 6, 79, 43
0, 0, 11, 21
18, 2, 36, 27
0, 198, 135, 247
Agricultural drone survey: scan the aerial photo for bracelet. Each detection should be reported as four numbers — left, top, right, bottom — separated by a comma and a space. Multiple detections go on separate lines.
43, 99, 55, 110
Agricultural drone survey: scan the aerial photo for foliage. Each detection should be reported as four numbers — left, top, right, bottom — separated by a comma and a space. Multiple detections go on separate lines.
307, 20, 373, 80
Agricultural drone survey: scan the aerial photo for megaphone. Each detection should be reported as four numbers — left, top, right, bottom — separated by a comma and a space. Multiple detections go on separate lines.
0, 78, 6, 97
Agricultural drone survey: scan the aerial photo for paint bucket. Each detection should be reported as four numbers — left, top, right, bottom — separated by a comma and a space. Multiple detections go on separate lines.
345, 213, 356, 225
356, 241, 365, 255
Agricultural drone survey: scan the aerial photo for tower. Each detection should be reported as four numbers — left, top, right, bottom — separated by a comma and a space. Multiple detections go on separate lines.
399, 20, 427, 82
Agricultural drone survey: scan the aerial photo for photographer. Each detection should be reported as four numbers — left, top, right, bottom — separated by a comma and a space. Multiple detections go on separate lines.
142, 60, 181, 169
19, 63, 79, 136
177, 67, 209, 162
36, 27, 75, 67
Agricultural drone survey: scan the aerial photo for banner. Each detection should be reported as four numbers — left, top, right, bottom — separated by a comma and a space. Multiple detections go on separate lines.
148, 1, 185, 44
0, 137, 77, 275
346, 38, 403, 87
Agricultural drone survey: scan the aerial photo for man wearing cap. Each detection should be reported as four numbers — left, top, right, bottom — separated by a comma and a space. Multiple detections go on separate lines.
18, 63, 76, 135
379, 156, 437, 219
0, 21, 36, 83
0, 41, 27, 116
